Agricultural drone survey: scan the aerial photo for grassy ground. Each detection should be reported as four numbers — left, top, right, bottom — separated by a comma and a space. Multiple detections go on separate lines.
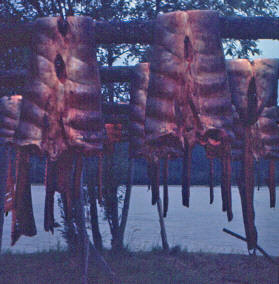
0, 247, 278, 284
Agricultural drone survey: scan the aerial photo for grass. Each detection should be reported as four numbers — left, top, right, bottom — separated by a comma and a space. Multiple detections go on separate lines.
0, 247, 278, 284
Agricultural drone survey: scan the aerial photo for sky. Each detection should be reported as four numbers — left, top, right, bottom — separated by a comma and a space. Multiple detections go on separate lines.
251, 39, 279, 59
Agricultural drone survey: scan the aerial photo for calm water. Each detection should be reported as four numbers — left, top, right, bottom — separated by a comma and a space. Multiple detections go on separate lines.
2, 185, 279, 256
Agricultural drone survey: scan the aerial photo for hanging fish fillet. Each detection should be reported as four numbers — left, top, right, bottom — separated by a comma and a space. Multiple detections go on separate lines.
129, 63, 164, 205
145, 12, 186, 161
0, 95, 22, 145
0, 95, 22, 214
184, 11, 234, 155
129, 63, 150, 158
163, 157, 169, 217
226, 59, 279, 249
15, 16, 104, 160
183, 11, 234, 213
227, 59, 257, 250
253, 106, 279, 208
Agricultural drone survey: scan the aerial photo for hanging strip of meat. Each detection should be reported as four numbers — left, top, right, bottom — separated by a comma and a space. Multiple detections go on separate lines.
254, 106, 279, 207
11, 149, 36, 245
44, 158, 57, 233
97, 153, 103, 205
4, 149, 15, 213
15, 16, 103, 161
163, 157, 169, 217
56, 151, 75, 221
223, 147, 233, 221
268, 160, 276, 208
220, 159, 227, 212
147, 159, 160, 205
74, 155, 83, 200
0, 95, 22, 145
182, 141, 192, 207
240, 127, 257, 251
150, 160, 160, 205
209, 159, 214, 204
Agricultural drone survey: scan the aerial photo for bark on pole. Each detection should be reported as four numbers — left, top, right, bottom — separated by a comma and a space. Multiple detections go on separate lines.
0, 67, 134, 87
1, 16, 279, 50
2, 64, 279, 90
157, 197, 169, 250
0, 146, 8, 253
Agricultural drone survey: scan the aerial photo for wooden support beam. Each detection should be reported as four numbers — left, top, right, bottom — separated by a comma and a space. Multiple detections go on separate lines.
1, 15, 279, 50
99, 66, 134, 83
0, 66, 133, 87
0, 22, 33, 50
219, 16, 279, 40
0, 69, 26, 87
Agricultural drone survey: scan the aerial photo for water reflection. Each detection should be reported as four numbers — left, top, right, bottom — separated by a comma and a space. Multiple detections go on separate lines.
2, 185, 279, 256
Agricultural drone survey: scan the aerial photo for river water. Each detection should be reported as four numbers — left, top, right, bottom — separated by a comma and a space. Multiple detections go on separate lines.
2, 185, 279, 256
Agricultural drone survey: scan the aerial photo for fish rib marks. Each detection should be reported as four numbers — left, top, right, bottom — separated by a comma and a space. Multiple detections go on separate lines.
16, 16, 103, 160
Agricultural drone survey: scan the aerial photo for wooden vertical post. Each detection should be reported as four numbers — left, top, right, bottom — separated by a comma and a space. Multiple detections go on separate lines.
157, 196, 169, 250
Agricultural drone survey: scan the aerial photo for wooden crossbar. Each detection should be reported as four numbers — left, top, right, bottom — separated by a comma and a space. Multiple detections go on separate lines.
1, 16, 279, 50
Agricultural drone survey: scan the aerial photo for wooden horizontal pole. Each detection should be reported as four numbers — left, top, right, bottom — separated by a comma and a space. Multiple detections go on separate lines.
0, 66, 134, 87
223, 228, 278, 265
219, 16, 279, 40
99, 66, 134, 83
103, 102, 129, 117
1, 15, 279, 50
0, 69, 26, 87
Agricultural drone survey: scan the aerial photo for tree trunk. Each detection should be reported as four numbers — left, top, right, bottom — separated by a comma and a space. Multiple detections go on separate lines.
0, 146, 8, 253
